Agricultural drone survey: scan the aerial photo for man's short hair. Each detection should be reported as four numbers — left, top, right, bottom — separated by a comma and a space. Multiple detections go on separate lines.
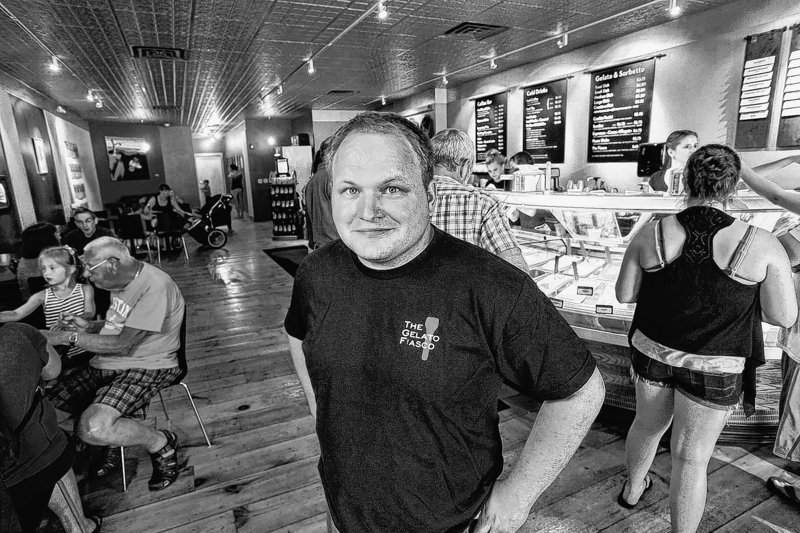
430, 129, 474, 173
158, 183, 171, 192
72, 207, 96, 220
326, 112, 434, 188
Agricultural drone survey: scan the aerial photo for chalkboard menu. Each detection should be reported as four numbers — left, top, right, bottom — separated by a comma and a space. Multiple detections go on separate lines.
588, 58, 656, 163
475, 92, 507, 161
735, 29, 784, 150
778, 25, 800, 148
522, 79, 568, 163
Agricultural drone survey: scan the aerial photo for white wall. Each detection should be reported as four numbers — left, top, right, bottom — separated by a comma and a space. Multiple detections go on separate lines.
445, 0, 800, 191
46, 112, 102, 211
311, 110, 363, 148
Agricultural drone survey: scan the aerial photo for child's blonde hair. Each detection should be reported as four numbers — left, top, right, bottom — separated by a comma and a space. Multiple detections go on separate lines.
37, 246, 80, 283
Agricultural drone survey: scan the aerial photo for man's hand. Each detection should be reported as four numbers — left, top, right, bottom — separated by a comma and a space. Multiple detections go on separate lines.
40, 330, 70, 346
55, 312, 91, 332
471, 480, 530, 533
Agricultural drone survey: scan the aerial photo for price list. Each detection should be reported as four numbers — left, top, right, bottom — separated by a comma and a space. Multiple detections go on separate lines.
778, 25, 800, 148
475, 92, 507, 161
735, 29, 784, 149
588, 58, 656, 163
522, 79, 568, 163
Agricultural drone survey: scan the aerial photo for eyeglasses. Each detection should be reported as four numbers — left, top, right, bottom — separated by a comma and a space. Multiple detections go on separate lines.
84, 258, 111, 271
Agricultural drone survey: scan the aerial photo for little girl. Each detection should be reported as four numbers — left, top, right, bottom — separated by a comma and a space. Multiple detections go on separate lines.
0, 246, 94, 362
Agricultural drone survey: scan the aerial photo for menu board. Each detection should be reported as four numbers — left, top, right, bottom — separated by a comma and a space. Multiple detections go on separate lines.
778, 25, 800, 148
735, 29, 784, 149
522, 79, 567, 163
475, 92, 507, 161
588, 58, 656, 163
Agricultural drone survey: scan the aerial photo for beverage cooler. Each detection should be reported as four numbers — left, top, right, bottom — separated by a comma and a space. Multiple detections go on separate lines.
491, 190, 787, 444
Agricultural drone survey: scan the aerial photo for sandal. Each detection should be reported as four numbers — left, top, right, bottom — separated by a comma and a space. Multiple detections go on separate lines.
94, 447, 121, 478
89, 515, 103, 533
148, 430, 179, 491
767, 476, 800, 506
617, 475, 652, 509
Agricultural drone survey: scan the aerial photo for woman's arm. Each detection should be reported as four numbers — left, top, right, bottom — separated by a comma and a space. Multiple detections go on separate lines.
760, 235, 798, 328
616, 228, 646, 303
170, 196, 189, 217
0, 291, 45, 323
81, 284, 96, 320
740, 162, 800, 214
751, 155, 800, 178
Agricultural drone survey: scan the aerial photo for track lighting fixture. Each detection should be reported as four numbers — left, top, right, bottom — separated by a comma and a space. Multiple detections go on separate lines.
489, 58, 497, 70
557, 33, 569, 48
307, 59, 315, 74
668, 0, 682, 17
442, 75, 448, 85
377, 0, 388, 20
95, 99, 103, 109
381, 96, 387, 105
277, 83, 284, 95
86, 90, 95, 102
48, 56, 60, 72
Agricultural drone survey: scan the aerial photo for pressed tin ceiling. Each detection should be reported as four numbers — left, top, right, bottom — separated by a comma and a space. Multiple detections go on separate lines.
0, 0, 740, 135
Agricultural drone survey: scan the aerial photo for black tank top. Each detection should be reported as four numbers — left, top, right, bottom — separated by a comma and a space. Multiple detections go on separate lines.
152, 196, 174, 213
632, 206, 763, 363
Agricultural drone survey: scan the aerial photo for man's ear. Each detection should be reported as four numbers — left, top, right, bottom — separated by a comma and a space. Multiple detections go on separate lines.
459, 161, 473, 184
427, 180, 437, 211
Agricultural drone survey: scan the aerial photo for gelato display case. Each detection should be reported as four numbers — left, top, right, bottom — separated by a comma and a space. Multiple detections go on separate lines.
491, 190, 788, 443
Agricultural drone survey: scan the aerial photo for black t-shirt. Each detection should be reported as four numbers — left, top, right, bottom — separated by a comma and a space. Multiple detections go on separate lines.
61, 226, 115, 255
0, 323, 68, 487
284, 227, 595, 533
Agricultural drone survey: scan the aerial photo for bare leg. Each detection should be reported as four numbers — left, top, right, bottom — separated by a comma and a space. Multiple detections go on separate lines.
48, 469, 96, 533
670, 391, 730, 533
78, 403, 166, 453
623, 379, 674, 502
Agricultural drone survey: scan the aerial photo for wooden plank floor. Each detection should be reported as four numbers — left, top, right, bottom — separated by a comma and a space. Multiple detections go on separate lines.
14, 217, 800, 532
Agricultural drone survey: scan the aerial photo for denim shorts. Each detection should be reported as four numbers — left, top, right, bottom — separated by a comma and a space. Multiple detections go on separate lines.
631, 348, 742, 410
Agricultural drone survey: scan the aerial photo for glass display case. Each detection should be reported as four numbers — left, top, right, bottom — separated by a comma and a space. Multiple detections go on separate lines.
491, 190, 788, 443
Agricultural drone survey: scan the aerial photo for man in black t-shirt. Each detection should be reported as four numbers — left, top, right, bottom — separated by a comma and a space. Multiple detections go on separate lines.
284, 112, 605, 533
61, 208, 115, 255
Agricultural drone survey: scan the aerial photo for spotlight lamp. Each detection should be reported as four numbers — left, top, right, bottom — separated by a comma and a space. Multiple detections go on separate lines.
442, 75, 448, 86
277, 83, 284, 95
49, 56, 60, 72
95, 99, 103, 109
557, 33, 569, 48
307, 59, 315, 74
86, 90, 95, 102
381, 96, 387, 105
377, 0, 388, 20
668, 0, 682, 17
489, 58, 497, 70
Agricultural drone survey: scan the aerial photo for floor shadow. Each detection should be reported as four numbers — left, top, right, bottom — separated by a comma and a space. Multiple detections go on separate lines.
263, 246, 308, 278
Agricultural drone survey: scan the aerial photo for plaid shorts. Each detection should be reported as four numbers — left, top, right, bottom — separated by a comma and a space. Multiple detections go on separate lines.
46, 366, 181, 418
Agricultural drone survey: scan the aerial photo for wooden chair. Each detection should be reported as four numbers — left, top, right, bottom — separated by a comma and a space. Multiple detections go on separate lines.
154, 212, 189, 264
119, 311, 212, 491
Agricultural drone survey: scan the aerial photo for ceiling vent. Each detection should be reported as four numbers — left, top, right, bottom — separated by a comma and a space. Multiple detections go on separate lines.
132, 46, 187, 60
326, 89, 356, 95
442, 22, 508, 41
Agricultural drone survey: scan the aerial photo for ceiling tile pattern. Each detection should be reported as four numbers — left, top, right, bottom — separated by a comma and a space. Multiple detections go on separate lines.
0, 0, 739, 134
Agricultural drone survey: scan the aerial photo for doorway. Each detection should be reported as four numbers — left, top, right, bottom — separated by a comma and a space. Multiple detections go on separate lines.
194, 153, 225, 205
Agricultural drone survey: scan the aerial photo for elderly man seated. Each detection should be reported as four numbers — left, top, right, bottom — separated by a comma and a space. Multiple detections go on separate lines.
43, 237, 185, 491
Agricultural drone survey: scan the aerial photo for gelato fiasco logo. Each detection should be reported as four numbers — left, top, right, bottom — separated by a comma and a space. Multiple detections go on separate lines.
399, 317, 440, 361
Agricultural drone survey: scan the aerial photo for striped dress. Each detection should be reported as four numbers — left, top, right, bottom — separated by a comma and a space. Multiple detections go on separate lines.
44, 283, 87, 358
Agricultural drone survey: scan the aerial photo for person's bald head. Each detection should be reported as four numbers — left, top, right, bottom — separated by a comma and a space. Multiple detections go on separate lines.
82, 237, 139, 290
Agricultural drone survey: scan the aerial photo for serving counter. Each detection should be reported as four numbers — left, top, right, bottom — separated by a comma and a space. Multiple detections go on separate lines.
491, 190, 788, 443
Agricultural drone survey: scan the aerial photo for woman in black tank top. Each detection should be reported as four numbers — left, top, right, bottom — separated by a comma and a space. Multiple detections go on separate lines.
614, 145, 796, 531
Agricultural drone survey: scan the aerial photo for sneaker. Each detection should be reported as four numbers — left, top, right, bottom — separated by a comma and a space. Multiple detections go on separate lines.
148, 430, 179, 491
95, 447, 121, 478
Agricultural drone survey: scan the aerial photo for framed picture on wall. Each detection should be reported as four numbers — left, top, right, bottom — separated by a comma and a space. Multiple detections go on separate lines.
32, 137, 48, 174
105, 137, 150, 181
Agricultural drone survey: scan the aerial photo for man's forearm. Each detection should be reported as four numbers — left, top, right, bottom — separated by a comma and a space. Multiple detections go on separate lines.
498, 246, 529, 274
46, 330, 133, 355
503, 369, 605, 509
287, 333, 317, 418
741, 164, 800, 213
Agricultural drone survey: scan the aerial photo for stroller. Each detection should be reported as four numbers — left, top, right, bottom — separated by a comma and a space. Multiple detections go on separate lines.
185, 194, 232, 249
